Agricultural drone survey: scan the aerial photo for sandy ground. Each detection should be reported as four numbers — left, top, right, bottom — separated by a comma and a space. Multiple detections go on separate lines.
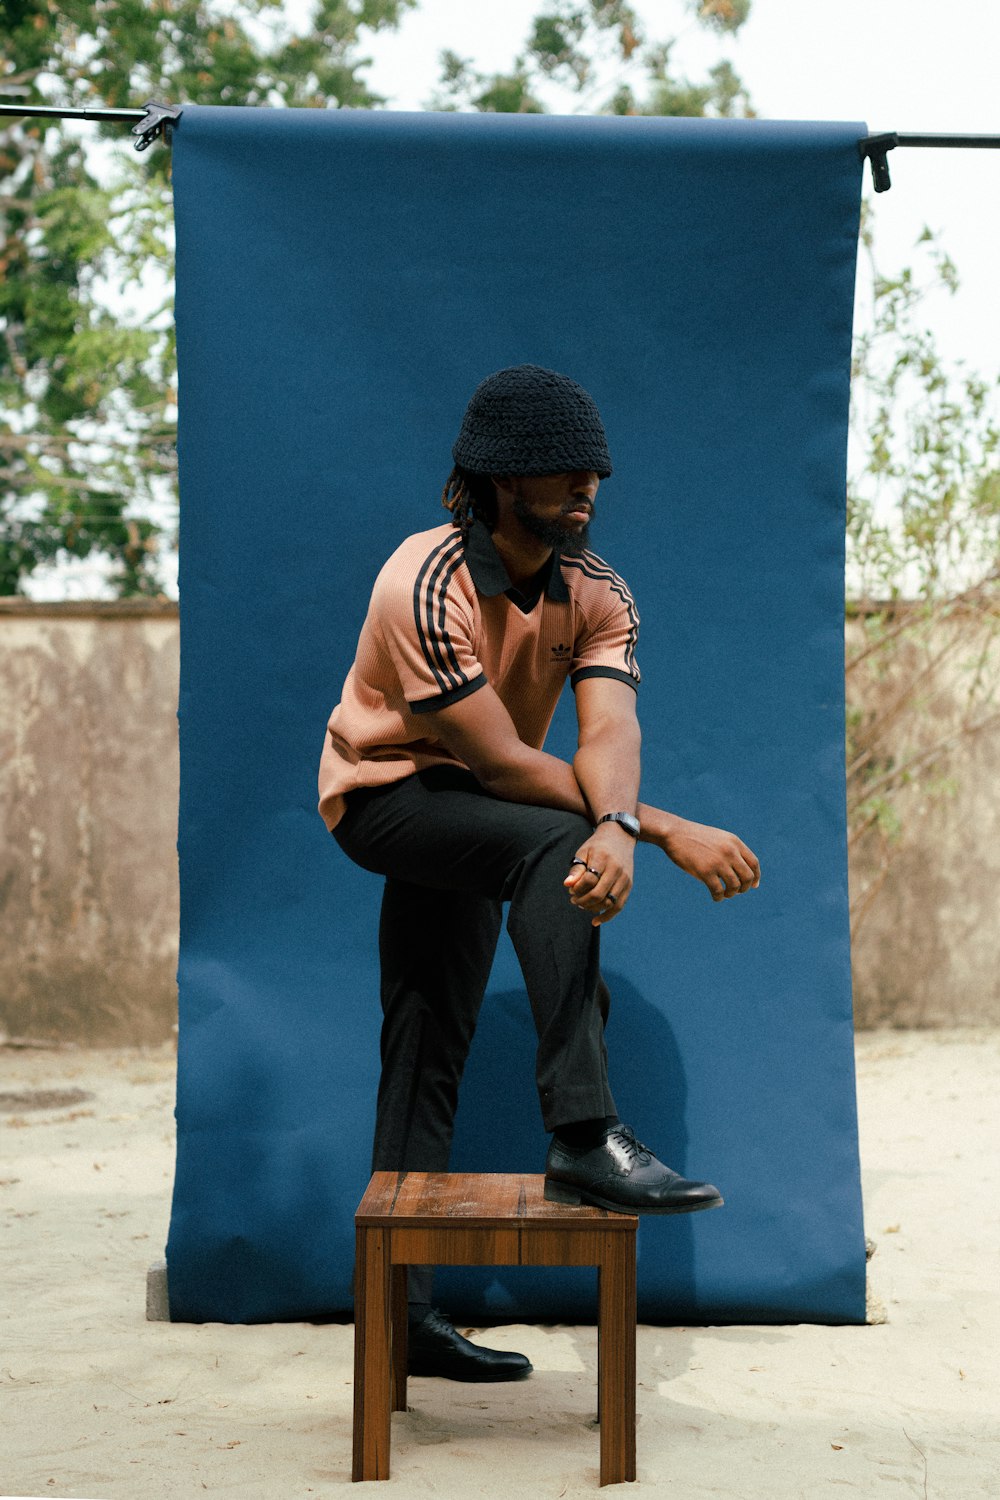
1, 1030, 998, 1500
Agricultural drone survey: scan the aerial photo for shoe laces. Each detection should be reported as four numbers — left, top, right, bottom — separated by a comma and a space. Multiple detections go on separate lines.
610, 1123, 653, 1166
409, 1306, 447, 1336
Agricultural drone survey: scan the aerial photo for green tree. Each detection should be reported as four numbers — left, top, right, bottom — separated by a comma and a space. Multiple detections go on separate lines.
845, 204, 1000, 934
1, 0, 753, 596
0, 0, 416, 595
431, 0, 755, 117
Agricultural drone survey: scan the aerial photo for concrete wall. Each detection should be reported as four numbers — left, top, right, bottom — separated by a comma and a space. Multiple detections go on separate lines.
0, 601, 179, 1045
1, 601, 997, 1042
846, 608, 1000, 1027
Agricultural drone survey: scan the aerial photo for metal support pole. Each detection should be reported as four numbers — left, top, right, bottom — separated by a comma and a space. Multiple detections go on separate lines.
0, 98, 182, 150
3, 102, 1000, 184
858, 130, 1000, 192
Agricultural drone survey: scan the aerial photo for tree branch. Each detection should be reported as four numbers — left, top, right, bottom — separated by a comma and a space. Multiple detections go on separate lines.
848, 710, 1000, 813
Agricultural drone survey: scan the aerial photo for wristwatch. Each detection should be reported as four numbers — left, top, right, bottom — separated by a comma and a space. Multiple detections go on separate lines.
597, 811, 641, 839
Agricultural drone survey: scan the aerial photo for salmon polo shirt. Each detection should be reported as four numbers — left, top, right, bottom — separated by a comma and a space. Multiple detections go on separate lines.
318, 515, 641, 832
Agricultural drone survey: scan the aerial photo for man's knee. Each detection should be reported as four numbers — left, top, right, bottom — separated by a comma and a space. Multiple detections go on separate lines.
530, 808, 594, 855
500, 809, 595, 904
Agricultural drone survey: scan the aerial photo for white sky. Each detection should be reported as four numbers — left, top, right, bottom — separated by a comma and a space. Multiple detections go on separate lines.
25, 0, 1000, 598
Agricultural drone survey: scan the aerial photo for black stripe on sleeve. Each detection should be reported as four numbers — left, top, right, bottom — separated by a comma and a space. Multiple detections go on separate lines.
433, 552, 469, 686
570, 665, 639, 691
409, 671, 488, 715
424, 537, 467, 691
560, 553, 641, 680
412, 536, 466, 692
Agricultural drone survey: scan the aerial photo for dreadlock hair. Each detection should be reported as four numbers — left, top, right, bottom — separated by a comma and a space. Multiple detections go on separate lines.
441, 465, 499, 538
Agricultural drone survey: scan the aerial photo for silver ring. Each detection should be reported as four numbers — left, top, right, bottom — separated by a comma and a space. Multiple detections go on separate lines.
570, 857, 588, 868
586, 865, 602, 878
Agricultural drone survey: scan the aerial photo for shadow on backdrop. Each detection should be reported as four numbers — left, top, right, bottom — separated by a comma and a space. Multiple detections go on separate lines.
439, 971, 702, 1323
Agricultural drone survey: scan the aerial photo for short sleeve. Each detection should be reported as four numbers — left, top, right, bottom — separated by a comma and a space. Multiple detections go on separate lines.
570, 571, 641, 693
371, 533, 488, 714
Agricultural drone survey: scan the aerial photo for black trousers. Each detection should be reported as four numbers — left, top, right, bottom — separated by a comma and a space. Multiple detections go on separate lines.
333, 765, 618, 1174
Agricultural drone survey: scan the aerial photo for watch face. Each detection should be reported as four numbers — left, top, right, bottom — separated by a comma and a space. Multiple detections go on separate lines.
603, 812, 640, 837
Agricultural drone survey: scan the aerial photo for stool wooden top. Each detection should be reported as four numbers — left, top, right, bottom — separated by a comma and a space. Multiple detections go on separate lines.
356, 1171, 637, 1231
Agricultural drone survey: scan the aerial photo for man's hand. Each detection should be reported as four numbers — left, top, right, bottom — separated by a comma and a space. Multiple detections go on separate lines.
563, 822, 635, 926
652, 814, 760, 902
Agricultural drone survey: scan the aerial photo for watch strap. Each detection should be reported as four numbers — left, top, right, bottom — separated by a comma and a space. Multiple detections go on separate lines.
597, 811, 641, 839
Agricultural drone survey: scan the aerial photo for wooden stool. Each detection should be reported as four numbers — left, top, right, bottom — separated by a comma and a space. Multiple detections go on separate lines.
352, 1171, 637, 1487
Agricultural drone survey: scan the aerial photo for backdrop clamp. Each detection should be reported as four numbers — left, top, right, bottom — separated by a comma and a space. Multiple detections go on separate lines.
858, 132, 898, 193
132, 99, 183, 151
858, 129, 1000, 192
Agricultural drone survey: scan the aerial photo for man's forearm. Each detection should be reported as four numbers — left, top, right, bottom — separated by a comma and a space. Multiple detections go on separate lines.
481, 743, 592, 815
572, 726, 641, 826
575, 737, 680, 845
483, 730, 672, 844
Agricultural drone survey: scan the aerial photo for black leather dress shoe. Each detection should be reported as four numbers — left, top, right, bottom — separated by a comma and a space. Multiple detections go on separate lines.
544, 1123, 724, 1215
407, 1308, 532, 1382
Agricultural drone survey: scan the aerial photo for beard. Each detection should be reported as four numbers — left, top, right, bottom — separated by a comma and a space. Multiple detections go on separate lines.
512, 493, 593, 557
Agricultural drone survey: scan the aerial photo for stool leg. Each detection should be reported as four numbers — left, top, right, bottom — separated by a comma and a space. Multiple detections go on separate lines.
597, 1232, 637, 1486
596, 1266, 602, 1425
353, 1225, 392, 1481
390, 1263, 408, 1412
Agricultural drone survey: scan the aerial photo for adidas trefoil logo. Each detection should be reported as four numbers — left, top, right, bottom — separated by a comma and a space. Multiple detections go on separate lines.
551, 642, 572, 661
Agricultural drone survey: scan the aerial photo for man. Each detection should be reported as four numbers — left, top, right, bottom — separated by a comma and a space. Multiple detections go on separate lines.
318, 364, 759, 1382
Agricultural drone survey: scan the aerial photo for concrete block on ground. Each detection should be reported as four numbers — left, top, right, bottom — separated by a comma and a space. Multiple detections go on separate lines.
146, 1258, 170, 1321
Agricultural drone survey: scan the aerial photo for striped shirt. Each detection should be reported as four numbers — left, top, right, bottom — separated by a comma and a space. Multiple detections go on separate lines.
318, 516, 640, 831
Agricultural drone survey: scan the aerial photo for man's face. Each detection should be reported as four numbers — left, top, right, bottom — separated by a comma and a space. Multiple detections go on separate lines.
496, 471, 599, 556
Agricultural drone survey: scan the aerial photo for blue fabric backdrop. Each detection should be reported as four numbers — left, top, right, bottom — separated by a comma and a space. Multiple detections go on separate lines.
166, 105, 868, 1325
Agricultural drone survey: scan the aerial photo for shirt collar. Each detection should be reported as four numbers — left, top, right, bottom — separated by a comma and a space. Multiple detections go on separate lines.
463, 515, 570, 604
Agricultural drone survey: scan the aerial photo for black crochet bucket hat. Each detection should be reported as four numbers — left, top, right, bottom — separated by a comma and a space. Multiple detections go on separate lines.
452, 364, 612, 478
